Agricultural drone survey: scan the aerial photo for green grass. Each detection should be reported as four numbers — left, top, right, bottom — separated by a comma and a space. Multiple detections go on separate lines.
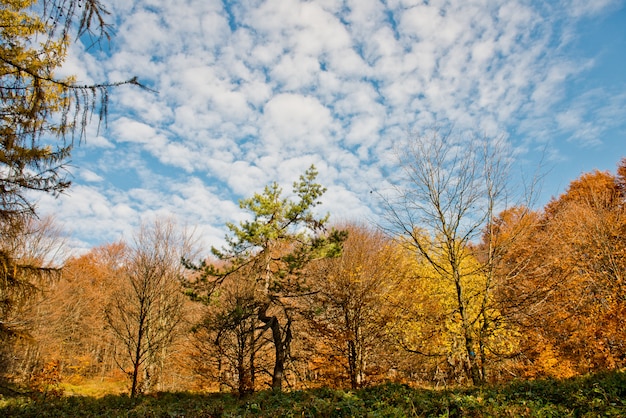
1, 370, 625, 417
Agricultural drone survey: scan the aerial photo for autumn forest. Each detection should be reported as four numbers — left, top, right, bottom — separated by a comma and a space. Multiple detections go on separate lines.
1, 0, 626, 409
2, 153, 626, 398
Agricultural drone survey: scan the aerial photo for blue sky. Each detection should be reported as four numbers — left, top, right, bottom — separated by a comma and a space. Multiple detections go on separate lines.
39, 0, 626, 254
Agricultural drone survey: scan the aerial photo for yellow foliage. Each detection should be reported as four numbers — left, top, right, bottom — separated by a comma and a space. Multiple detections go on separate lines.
392, 233, 523, 382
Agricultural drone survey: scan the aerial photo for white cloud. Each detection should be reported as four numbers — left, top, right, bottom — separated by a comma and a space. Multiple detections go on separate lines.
80, 169, 104, 183
261, 94, 335, 152
84, 135, 116, 149
223, 161, 270, 196
113, 118, 160, 144
566, 0, 622, 17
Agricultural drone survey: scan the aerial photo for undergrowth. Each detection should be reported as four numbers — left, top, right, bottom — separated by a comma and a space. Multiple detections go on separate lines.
1, 370, 625, 417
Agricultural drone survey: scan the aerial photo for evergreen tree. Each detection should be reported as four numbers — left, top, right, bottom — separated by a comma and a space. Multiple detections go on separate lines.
186, 166, 346, 391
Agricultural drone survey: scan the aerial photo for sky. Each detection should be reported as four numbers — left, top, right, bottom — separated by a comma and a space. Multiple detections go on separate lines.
37, 0, 626, 255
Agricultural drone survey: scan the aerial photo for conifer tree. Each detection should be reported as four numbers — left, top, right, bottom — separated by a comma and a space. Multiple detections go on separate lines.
186, 166, 346, 391
0, 0, 140, 378
0, 0, 140, 220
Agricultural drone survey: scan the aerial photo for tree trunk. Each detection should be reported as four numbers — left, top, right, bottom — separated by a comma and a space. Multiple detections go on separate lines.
463, 329, 482, 385
237, 346, 246, 395
347, 319, 365, 389
348, 339, 358, 389
453, 268, 484, 386
258, 304, 291, 390
130, 324, 144, 398
478, 310, 489, 382
249, 320, 256, 392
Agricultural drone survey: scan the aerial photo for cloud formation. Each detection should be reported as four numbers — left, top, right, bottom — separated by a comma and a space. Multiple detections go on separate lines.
39, 0, 626, 254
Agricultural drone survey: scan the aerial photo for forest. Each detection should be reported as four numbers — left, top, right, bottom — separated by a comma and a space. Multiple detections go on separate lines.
1, 0, 626, 415
2, 157, 626, 400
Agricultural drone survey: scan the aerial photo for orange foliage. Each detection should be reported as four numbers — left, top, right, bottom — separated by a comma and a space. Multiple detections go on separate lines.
501, 159, 626, 377
14, 158, 626, 391
32, 243, 128, 382
29, 360, 64, 398
545, 169, 621, 216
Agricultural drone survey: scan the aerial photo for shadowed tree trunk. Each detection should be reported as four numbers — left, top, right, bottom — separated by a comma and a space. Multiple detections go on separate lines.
258, 304, 292, 390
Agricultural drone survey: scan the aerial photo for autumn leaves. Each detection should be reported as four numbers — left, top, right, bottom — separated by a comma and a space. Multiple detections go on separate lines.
2, 139, 625, 394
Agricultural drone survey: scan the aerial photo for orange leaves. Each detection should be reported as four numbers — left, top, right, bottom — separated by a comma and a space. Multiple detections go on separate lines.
29, 360, 63, 398
304, 223, 408, 389
545, 170, 621, 217
499, 158, 626, 378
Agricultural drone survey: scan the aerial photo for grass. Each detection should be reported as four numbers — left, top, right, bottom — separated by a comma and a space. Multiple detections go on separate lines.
58, 377, 128, 398
1, 370, 625, 417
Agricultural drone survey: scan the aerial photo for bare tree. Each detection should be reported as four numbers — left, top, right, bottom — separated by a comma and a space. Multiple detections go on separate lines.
380, 127, 516, 385
105, 218, 196, 397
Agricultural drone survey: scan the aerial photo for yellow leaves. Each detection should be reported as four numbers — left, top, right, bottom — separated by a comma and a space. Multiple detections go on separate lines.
533, 343, 575, 379
1, 0, 74, 131
407, 244, 486, 319
0, 1, 45, 39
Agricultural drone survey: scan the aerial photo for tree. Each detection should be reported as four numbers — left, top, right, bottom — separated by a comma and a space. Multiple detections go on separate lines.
617, 157, 626, 195
0, 0, 141, 221
304, 223, 408, 388
472, 206, 557, 377
482, 159, 626, 379
380, 128, 515, 385
105, 219, 195, 397
0, 215, 65, 380
0, 0, 142, 379
29, 242, 128, 383
190, 269, 270, 395
528, 166, 626, 374
185, 166, 346, 391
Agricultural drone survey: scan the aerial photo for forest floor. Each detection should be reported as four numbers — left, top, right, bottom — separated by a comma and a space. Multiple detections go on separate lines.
1, 370, 625, 417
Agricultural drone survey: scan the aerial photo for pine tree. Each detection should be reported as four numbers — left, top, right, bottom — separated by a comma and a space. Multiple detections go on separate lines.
185, 166, 346, 391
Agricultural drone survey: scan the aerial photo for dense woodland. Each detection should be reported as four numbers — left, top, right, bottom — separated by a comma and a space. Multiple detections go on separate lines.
1, 0, 625, 401
2, 158, 626, 397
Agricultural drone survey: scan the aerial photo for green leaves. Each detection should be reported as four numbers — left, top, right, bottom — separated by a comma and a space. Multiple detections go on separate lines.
3, 370, 625, 416
183, 165, 347, 391
206, 165, 342, 280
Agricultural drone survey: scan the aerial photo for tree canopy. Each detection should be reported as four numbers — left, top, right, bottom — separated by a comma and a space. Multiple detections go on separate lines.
185, 165, 346, 391
0, 0, 140, 221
